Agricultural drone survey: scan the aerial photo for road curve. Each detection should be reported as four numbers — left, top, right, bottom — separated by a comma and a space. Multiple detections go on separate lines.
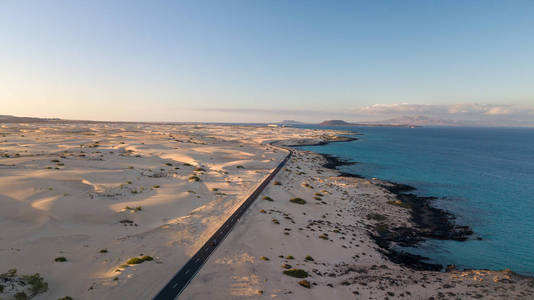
153, 147, 292, 300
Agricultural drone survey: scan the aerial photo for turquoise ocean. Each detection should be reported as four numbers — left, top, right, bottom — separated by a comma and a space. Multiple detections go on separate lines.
296, 125, 534, 276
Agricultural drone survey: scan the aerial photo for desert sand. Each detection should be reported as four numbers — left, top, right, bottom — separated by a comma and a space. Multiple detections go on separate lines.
1, 122, 533, 300
0, 122, 344, 299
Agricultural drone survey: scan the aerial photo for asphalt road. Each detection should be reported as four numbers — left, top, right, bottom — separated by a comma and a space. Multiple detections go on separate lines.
153, 148, 292, 300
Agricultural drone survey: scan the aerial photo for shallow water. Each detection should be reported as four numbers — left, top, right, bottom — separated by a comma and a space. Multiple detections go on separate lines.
297, 125, 534, 276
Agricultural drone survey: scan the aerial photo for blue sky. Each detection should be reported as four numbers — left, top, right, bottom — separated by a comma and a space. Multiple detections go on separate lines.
1, 0, 533, 123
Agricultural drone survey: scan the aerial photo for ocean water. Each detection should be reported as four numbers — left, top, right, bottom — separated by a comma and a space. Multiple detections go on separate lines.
296, 125, 534, 276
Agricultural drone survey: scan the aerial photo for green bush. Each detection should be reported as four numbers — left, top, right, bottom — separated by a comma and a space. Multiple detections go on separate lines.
22, 273, 48, 296
189, 175, 200, 182
273, 181, 281, 185
289, 198, 306, 205
304, 255, 314, 261
54, 257, 67, 262
126, 255, 154, 265
124, 206, 142, 212
262, 196, 273, 201
367, 213, 387, 221
283, 269, 309, 278
375, 224, 389, 235
58, 297, 74, 300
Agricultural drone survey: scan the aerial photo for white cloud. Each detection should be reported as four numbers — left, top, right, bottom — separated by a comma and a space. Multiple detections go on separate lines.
485, 106, 512, 115
354, 103, 529, 117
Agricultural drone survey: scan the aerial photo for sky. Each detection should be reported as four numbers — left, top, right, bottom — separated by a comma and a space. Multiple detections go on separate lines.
1, 0, 534, 124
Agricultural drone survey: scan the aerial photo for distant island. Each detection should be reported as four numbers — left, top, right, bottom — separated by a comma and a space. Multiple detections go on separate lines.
277, 120, 303, 125
319, 119, 419, 127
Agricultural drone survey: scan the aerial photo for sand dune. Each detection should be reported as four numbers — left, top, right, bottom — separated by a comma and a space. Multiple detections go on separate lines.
0, 123, 344, 299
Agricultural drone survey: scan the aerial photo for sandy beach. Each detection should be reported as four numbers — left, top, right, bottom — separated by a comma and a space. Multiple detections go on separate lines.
1, 122, 533, 299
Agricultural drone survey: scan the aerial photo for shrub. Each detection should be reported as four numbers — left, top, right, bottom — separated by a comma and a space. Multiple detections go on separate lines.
286, 255, 294, 259
281, 263, 292, 269
318, 234, 328, 240
387, 200, 411, 208
260, 256, 269, 261
189, 175, 200, 182
126, 255, 154, 265
272, 219, 280, 224
165, 163, 172, 166
314, 192, 323, 197
313, 196, 322, 201
100, 249, 108, 253
262, 196, 273, 201
283, 269, 309, 278
273, 181, 281, 185
289, 198, 306, 205
195, 167, 206, 172
14, 292, 28, 300
366, 213, 386, 221
153, 185, 160, 188
375, 224, 389, 235
298, 280, 311, 288
22, 273, 48, 296
236, 165, 244, 169
305, 255, 314, 261
125, 206, 142, 212
54, 257, 67, 262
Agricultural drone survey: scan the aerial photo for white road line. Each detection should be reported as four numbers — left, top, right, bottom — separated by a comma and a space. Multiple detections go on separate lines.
173, 283, 178, 289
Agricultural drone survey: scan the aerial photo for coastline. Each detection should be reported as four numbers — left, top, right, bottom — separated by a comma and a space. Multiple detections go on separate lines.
315, 150, 473, 271
183, 131, 534, 299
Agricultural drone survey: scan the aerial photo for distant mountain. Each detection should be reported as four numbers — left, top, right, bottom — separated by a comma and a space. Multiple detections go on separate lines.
319, 119, 416, 127
277, 120, 304, 125
372, 115, 452, 126
319, 120, 352, 126
0, 115, 61, 123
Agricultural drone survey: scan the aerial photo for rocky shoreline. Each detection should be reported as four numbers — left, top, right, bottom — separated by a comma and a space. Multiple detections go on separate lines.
297, 138, 475, 272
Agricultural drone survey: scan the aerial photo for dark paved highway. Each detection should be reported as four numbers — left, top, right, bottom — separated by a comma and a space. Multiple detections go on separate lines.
153, 148, 292, 300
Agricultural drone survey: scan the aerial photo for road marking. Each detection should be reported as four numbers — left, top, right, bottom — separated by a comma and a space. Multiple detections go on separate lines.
173, 283, 178, 289
185, 269, 190, 274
